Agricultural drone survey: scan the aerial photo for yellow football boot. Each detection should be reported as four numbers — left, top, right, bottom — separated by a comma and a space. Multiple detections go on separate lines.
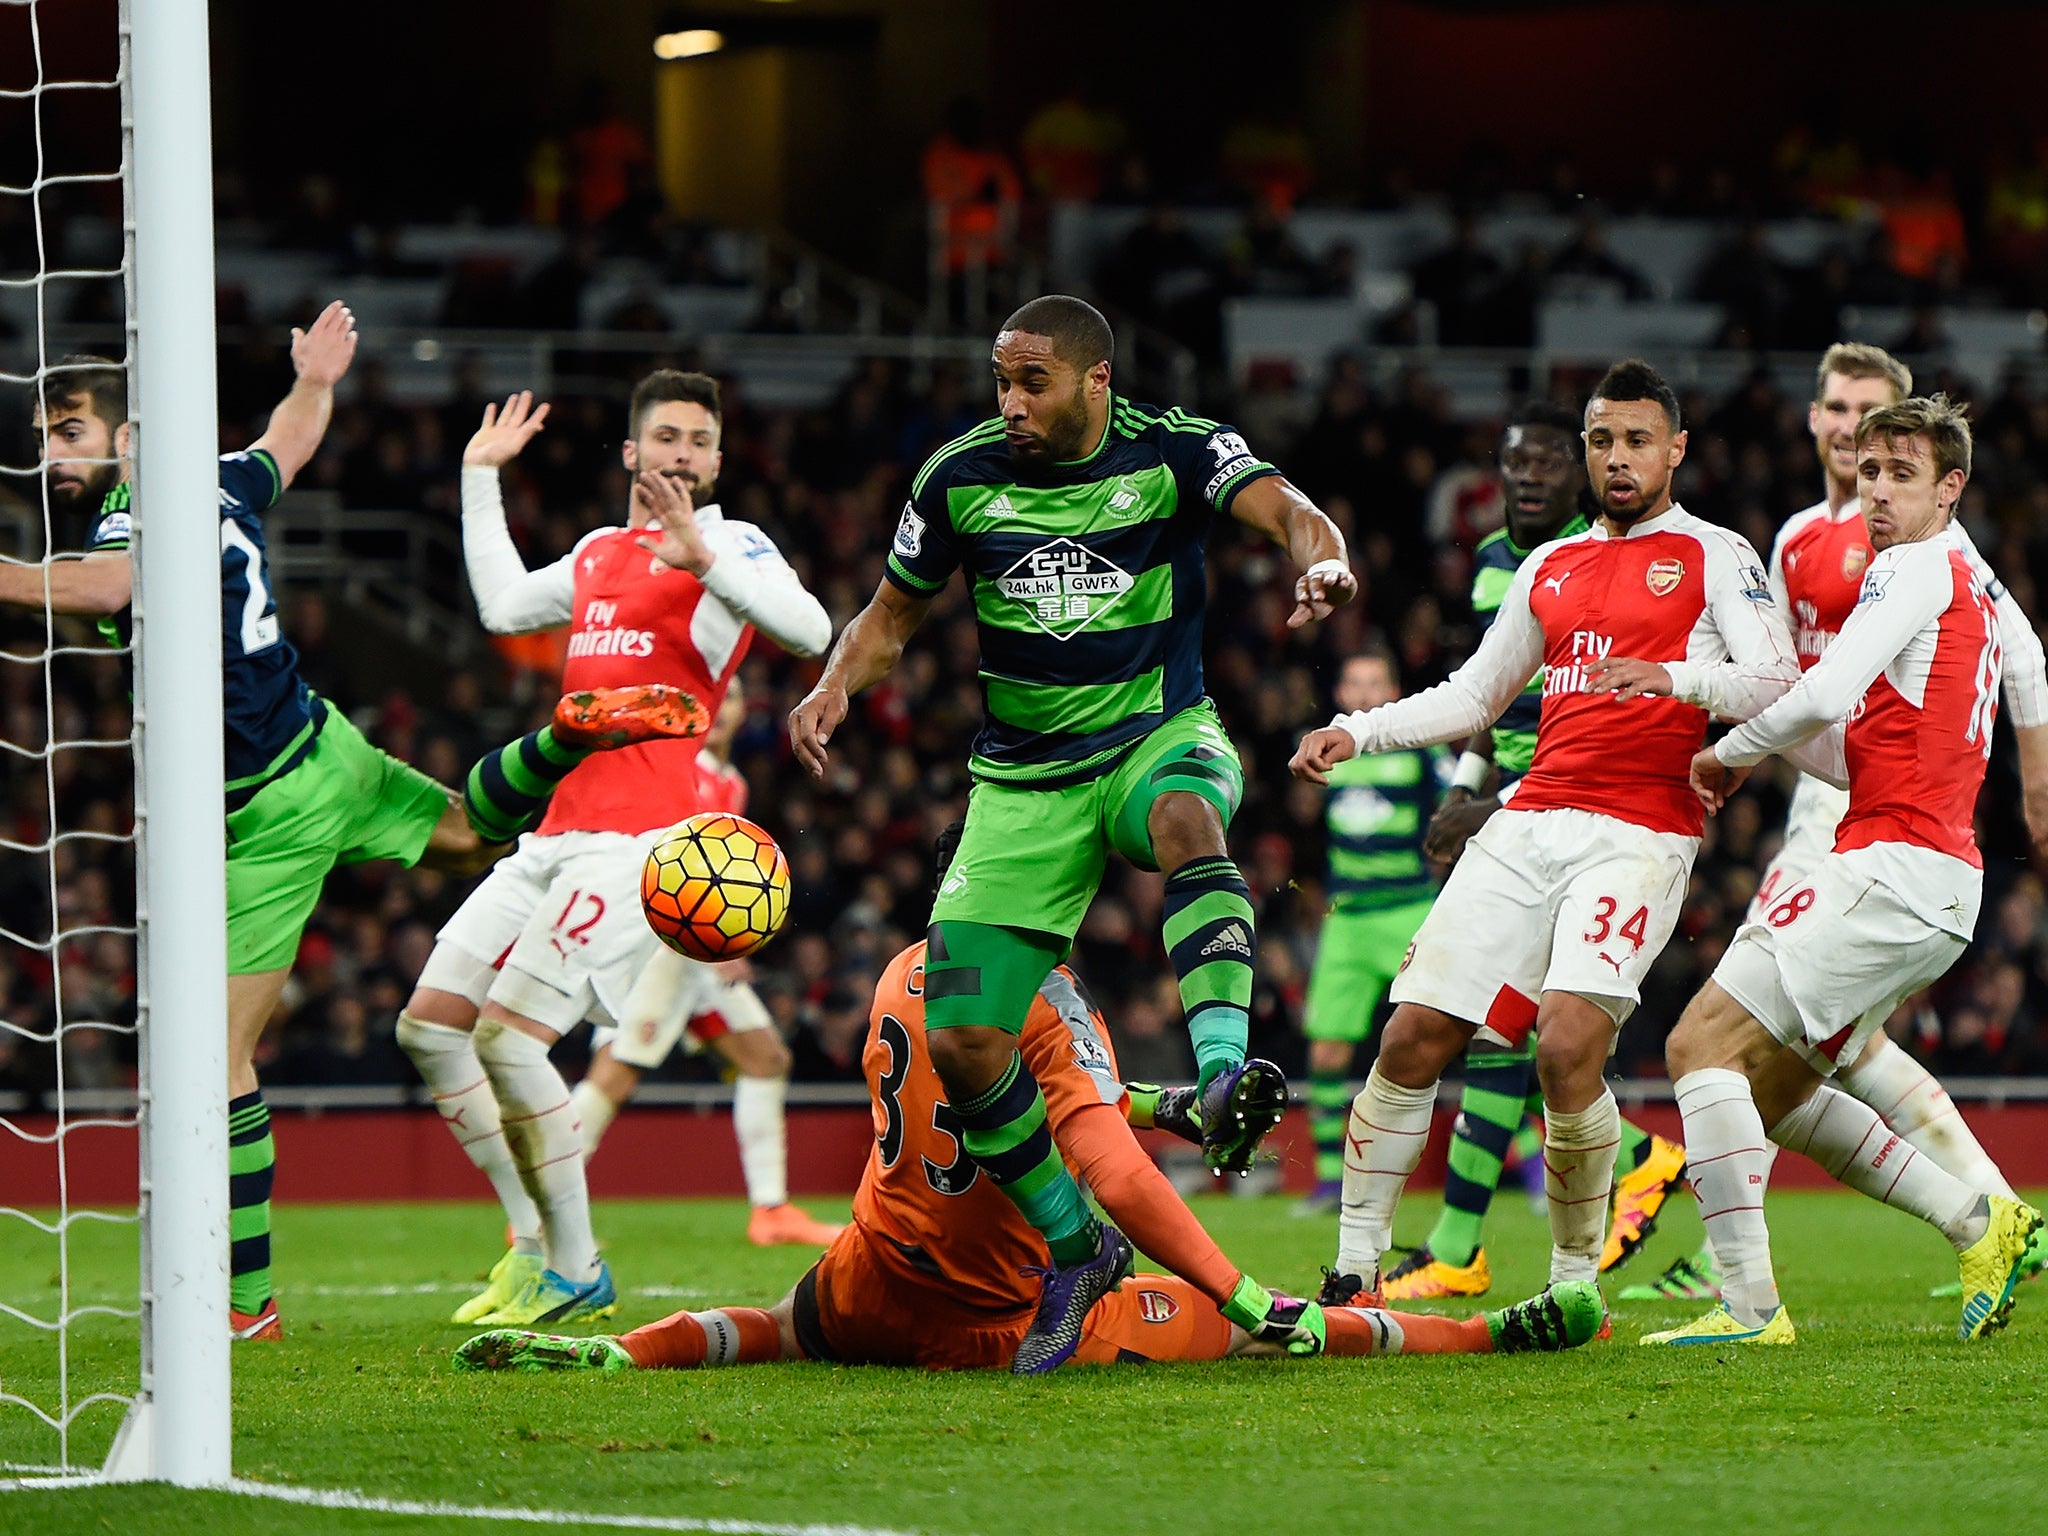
1639, 1304, 1796, 1347
1957, 1196, 2045, 1341
1382, 1245, 1492, 1300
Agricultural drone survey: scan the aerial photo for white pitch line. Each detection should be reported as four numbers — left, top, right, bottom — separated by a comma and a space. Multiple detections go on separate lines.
0, 1476, 933, 1536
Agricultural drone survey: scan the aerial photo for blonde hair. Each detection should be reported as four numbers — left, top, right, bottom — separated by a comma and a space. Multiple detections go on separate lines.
1815, 343, 1911, 403
1854, 393, 1973, 482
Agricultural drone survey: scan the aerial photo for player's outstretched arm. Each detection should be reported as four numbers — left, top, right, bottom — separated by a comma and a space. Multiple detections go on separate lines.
458, 395, 577, 634
0, 552, 130, 616
1297, 566, 1546, 785
251, 299, 357, 491
789, 579, 930, 779
1718, 542, 1950, 772
1226, 475, 1356, 628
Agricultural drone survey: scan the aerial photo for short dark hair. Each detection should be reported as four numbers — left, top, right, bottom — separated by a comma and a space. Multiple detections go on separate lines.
40, 354, 128, 432
1589, 358, 1681, 432
1000, 294, 1114, 372
628, 369, 720, 438
1505, 398, 1585, 455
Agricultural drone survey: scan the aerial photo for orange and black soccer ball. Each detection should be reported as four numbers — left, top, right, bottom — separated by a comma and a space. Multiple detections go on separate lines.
641, 812, 792, 960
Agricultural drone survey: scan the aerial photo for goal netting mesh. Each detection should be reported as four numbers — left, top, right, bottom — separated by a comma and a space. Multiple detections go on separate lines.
2, 0, 230, 1487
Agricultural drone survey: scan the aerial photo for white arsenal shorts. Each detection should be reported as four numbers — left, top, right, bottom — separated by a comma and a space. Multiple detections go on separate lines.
600, 947, 775, 1070
1714, 849, 1968, 1077
1389, 806, 1697, 1044
424, 829, 662, 1034
1748, 772, 1850, 922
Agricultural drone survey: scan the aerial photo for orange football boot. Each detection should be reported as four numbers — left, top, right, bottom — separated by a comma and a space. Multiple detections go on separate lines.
230, 1297, 282, 1341
747, 1203, 843, 1247
1600, 1133, 1689, 1273
552, 685, 709, 751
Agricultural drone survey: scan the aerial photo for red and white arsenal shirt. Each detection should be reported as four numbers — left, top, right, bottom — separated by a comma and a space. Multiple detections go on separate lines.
1717, 525, 1999, 935
1336, 504, 1798, 837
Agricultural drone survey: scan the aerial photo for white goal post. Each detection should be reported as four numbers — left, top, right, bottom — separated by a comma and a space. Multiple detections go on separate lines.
100, 0, 232, 1486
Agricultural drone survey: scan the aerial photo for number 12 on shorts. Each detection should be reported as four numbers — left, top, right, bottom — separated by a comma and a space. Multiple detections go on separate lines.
1583, 896, 1649, 949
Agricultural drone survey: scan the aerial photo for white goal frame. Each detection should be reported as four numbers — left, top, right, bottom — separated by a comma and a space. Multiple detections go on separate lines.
98, 0, 233, 1487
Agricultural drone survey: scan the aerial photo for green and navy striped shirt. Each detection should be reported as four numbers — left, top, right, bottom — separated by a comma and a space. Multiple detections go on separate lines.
1324, 747, 1452, 911
1469, 511, 1589, 777
885, 397, 1277, 786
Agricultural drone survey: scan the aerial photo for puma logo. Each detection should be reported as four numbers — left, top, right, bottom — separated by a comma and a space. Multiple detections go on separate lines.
1544, 571, 1573, 595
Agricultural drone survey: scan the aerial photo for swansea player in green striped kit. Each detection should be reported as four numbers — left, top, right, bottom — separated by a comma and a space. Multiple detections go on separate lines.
1299, 650, 1451, 1211
790, 295, 1354, 1370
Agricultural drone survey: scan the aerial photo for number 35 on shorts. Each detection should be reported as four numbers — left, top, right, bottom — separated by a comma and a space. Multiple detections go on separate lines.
1582, 896, 1650, 949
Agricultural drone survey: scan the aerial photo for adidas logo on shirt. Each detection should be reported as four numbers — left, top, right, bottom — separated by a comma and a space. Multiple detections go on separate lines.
1201, 922, 1253, 959
985, 493, 1017, 518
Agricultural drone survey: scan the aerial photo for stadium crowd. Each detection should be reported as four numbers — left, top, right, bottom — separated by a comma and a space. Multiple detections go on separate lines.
9, 336, 2048, 1102
11, 92, 2048, 1101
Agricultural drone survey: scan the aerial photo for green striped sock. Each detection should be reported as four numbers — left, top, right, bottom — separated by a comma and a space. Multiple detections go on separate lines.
1162, 857, 1254, 1094
1309, 1068, 1351, 1184
1427, 1044, 1538, 1267
463, 725, 588, 844
952, 1052, 1100, 1265
228, 1090, 275, 1314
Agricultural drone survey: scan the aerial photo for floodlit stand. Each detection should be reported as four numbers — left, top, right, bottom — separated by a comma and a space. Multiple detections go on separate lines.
102, 0, 232, 1487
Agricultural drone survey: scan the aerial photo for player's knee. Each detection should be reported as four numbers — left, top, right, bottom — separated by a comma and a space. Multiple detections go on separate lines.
1148, 791, 1225, 870
926, 1024, 1012, 1101
1376, 1004, 1464, 1087
724, 1028, 791, 1079
1533, 1002, 1611, 1105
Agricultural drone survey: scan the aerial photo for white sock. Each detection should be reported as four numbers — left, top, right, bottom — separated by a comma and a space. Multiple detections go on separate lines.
474, 1018, 601, 1282
1336, 1066, 1437, 1282
1771, 1085, 1988, 1250
1837, 1040, 2015, 1199
734, 1074, 790, 1209
1674, 1068, 1779, 1325
1543, 1088, 1620, 1284
395, 1014, 543, 1248
570, 1079, 618, 1161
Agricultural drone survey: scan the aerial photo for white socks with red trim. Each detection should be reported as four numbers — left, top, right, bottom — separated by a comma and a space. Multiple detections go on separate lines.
475, 1018, 601, 1282
1674, 1069, 1780, 1326
1335, 1067, 1436, 1283
396, 1014, 543, 1254
1543, 1088, 1620, 1284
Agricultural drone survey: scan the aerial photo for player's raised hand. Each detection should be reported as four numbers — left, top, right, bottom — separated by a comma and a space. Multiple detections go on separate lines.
790, 685, 848, 781
291, 300, 357, 388
1290, 725, 1358, 785
633, 470, 714, 576
1587, 656, 1673, 702
1689, 746, 1750, 812
464, 392, 551, 467
1288, 561, 1358, 629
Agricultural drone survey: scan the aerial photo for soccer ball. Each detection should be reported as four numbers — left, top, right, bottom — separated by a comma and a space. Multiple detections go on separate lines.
641, 812, 792, 960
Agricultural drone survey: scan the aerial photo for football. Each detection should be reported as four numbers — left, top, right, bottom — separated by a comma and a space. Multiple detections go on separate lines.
641, 811, 793, 960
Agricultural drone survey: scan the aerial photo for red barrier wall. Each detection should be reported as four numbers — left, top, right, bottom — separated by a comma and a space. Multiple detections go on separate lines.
9, 1102, 2048, 1206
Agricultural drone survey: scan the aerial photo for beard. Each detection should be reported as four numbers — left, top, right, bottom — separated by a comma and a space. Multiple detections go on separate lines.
1599, 471, 1666, 524
1007, 393, 1092, 467
46, 460, 119, 508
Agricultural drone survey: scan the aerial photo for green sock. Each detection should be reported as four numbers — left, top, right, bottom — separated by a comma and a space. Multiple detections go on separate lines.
1309, 1064, 1352, 1184
228, 1090, 275, 1313
1162, 857, 1254, 1094
1426, 1043, 1538, 1267
1617, 1116, 1652, 1175
463, 725, 588, 843
1510, 1119, 1543, 1163
952, 1051, 1100, 1265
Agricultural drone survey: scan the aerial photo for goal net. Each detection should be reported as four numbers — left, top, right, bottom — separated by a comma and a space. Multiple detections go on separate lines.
1, 0, 231, 1488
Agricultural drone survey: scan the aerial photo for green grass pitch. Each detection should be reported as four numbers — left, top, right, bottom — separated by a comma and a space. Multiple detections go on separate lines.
3, 1189, 2043, 1536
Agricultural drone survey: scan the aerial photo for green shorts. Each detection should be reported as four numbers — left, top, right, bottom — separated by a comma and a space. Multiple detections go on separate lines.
1302, 899, 1436, 1043
931, 699, 1243, 944
223, 706, 452, 974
